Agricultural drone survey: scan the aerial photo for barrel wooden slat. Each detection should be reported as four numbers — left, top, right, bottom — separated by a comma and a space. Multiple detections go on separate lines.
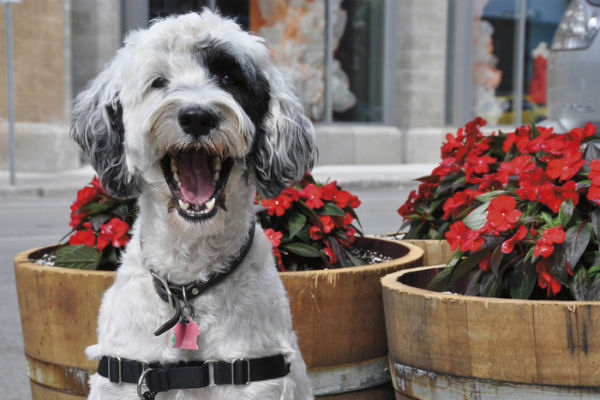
382, 265, 600, 399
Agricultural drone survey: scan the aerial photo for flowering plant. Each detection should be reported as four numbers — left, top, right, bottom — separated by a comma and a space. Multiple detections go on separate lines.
257, 174, 363, 271
399, 118, 600, 300
58, 174, 363, 271
56, 177, 137, 269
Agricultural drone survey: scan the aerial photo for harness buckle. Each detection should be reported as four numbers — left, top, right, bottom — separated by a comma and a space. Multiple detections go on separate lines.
137, 366, 155, 400
232, 359, 251, 385
108, 356, 123, 383
205, 360, 217, 387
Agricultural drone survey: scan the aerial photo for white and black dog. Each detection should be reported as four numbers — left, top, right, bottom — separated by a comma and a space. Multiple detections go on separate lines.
72, 10, 316, 400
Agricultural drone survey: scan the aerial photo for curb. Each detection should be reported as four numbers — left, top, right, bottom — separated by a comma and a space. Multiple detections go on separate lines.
0, 164, 435, 198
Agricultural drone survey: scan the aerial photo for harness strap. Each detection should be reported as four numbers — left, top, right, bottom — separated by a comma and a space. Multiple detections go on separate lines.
98, 354, 290, 394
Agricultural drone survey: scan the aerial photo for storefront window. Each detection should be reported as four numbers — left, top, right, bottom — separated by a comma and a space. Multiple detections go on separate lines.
471, 0, 569, 125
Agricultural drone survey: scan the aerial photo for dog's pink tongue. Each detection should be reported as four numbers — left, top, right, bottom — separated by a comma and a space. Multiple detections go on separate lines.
178, 152, 214, 205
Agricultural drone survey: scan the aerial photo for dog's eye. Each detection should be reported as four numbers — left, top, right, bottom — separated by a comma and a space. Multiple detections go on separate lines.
220, 74, 232, 85
151, 77, 169, 89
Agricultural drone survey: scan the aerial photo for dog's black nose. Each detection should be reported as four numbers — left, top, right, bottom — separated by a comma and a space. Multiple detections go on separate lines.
178, 106, 219, 138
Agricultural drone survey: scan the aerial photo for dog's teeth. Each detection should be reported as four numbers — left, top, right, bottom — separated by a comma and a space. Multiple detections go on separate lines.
171, 158, 178, 172
213, 171, 220, 182
173, 172, 180, 182
213, 157, 222, 172
206, 198, 216, 211
178, 199, 189, 210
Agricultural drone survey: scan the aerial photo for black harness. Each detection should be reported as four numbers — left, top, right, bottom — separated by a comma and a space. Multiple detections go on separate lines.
98, 354, 290, 399
97, 222, 291, 398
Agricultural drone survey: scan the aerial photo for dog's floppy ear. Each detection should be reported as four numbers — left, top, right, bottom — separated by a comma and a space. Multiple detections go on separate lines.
71, 62, 142, 199
253, 67, 317, 198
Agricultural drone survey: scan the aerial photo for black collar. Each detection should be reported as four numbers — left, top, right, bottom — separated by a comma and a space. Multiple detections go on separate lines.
151, 222, 256, 336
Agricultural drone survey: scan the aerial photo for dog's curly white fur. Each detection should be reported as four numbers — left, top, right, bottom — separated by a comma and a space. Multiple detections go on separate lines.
72, 10, 316, 400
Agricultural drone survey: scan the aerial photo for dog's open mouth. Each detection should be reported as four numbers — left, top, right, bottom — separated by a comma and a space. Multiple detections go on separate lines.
161, 149, 233, 220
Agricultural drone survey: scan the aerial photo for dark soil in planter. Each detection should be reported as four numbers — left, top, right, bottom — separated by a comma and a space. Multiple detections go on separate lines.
30, 238, 396, 271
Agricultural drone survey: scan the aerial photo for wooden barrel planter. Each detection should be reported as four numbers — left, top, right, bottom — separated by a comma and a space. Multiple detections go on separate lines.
14, 246, 114, 400
399, 239, 451, 267
381, 265, 600, 400
14, 237, 423, 399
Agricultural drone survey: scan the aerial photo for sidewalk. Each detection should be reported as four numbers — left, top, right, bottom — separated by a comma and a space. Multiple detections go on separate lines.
0, 164, 436, 198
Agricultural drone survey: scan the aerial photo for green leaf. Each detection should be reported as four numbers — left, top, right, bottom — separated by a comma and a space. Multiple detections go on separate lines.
474, 190, 505, 203
55, 245, 101, 270
540, 212, 555, 226
463, 202, 489, 230
481, 274, 501, 297
287, 212, 307, 239
112, 204, 130, 220
429, 250, 487, 292
344, 249, 364, 267
328, 237, 347, 267
490, 246, 504, 277
319, 203, 347, 217
564, 223, 591, 271
548, 247, 569, 284
558, 198, 575, 227
570, 267, 591, 301
297, 202, 322, 227
509, 261, 536, 299
588, 265, 600, 275
591, 209, 600, 240
281, 242, 322, 258
91, 214, 112, 231
80, 202, 115, 215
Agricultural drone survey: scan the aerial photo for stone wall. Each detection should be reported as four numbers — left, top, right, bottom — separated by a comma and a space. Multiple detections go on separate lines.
0, 0, 79, 172
0, 0, 69, 123
395, 0, 448, 130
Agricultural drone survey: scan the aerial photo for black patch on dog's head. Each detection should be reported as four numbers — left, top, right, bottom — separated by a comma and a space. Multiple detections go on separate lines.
201, 41, 270, 128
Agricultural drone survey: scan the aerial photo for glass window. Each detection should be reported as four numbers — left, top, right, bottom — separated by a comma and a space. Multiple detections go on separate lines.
334, 0, 384, 122
469, 0, 569, 125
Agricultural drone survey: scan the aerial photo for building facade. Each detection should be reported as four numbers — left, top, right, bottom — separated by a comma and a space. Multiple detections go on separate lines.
0, 0, 569, 172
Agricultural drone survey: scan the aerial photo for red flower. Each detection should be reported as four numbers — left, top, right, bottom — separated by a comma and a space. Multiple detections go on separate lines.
501, 225, 528, 254
538, 181, 579, 213
568, 122, 596, 141
536, 259, 562, 296
487, 195, 522, 232
300, 184, 324, 209
515, 168, 550, 201
319, 215, 335, 234
69, 229, 96, 247
503, 125, 532, 153
443, 190, 476, 219
264, 228, 283, 248
587, 184, 600, 205
445, 221, 467, 252
334, 190, 353, 208
545, 150, 585, 181
324, 245, 338, 264
321, 182, 338, 201
534, 226, 566, 258
589, 159, 600, 186
445, 221, 483, 252
282, 186, 301, 201
97, 218, 130, 251
309, 226, 323, 240
465, 154, 496, 181
261, 195, 292, 216
498, 155, 536, 184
